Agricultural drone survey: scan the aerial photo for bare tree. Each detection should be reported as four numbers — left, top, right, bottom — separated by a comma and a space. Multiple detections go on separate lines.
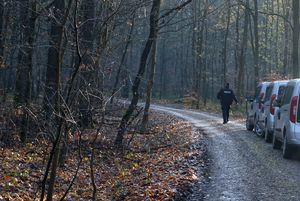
140, 36, 158, 132
237, 0, 249, 99
292, 0, 299, 78
115, 0, 162, 148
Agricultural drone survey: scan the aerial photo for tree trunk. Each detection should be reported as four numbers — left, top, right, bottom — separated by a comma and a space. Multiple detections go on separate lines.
0, 0, 5, 101
234, 5, 240, 89
283, 0, 290, 75
292, 0, 299, 78
110, 14, 135, 104
223, 0, 231, 84
43, 0, 65, 118
159, 39, 166, 99
115, 0, 161, 148
237, 0, 249, 99
15, 0, 37, 142
41, 0, 73, 200
195, 0, 206, 108
203, 22, 208, 106
253, 0, 260, 85
140, 37, 158, 132
78, 0, 95, 128
0, 0, 4, 65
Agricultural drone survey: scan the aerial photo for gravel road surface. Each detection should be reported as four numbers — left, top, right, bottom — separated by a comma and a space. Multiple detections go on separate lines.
151, 105, 300, 201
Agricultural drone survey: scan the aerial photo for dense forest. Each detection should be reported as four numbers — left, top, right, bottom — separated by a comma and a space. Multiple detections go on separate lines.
0, 0, 300, 200
1, 0, 299, 108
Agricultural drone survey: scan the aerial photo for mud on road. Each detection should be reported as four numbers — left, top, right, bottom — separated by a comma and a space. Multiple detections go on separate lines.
152, 105, 300, 201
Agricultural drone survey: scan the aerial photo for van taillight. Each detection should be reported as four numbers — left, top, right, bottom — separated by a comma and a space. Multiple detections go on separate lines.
290, 96, 298, 123
270, 94, 276, 115
259, 93, 265, 109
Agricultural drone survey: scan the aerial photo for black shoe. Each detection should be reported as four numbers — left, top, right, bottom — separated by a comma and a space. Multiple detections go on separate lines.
223, 121, 227, 124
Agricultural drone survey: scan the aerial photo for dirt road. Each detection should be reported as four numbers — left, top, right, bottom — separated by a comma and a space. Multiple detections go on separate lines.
152, 105, 300, 201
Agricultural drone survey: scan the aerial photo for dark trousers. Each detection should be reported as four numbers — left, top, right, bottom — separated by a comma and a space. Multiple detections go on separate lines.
222, 105, 230, 123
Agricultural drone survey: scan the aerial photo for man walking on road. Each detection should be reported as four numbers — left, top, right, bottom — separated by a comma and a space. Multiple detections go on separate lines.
217, 83, 238, 124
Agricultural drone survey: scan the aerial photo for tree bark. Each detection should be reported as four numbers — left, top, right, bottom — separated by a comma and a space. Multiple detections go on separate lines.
115, 0, 161, 148
110, 14, 135, 104
237, 0, 249, 99
43, 0, 66, 118
40, 0, 73, 200
292, 0, 299, 78
283, 0, 290, 75
0, 0, 4, 65
78, 0, 95, 128
223, 0, 231, 84
234, 5, 240, 89
140, 37, 158, 132
15, 0, 37, 142
253, 0, 260, 85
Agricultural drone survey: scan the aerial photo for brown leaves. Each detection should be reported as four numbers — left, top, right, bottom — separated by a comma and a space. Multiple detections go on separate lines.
0, 111, 204, 200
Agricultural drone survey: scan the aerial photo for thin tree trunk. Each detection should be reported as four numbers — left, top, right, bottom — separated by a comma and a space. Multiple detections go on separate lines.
41, 0, 73, 200
275, 0, 280, 70
115, 0, 161, 148
196, 0, 206, 109
0, 0, 4, 65
159, 39, 166, 99
283, 0, 290, 75
253, 0, 260, 85
237, 0, 249, 99
234, 5, 240, 88
203, 22, 208, 106
223, 0, 231, 84
292, 0, 299, 78
1, 1, 12, 102
78, 0, 95, 128
15, 0, 37, 142
110, 14, 135, 104
140, 37, 158, 132
43, 0, 66, 118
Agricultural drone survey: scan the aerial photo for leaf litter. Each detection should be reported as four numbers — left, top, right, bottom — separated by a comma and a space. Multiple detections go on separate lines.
0, 106, 206, 200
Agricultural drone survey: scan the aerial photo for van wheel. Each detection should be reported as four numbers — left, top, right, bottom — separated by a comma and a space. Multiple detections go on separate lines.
283, 133, 293, 159
264, 122, 272, 143
255, 118, 263, 137
272, 132, 281, 149
246, 116, 254, 131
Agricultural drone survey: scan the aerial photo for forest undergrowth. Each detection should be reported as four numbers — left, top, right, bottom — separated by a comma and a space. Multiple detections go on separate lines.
0, 103, 206, 200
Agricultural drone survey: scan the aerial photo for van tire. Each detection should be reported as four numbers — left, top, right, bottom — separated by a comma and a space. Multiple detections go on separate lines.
255, 118, 263, 137
272, 132, 281, 149
246, 117, 254, 131
264, 122, 272, 143
283, 133, 293, 159
265, 129, 272, 143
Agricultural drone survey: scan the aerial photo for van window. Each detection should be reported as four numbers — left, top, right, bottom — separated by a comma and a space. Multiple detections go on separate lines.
255, 86, 262, 100
282, 85, 294, 106
277, 86, 286, 101
265, 85, 274, 101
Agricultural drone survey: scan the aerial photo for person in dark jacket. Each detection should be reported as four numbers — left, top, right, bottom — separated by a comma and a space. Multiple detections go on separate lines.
217, 83, 238, 124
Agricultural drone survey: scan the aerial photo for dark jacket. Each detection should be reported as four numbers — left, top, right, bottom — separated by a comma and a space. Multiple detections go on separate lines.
217, 88, 238, 106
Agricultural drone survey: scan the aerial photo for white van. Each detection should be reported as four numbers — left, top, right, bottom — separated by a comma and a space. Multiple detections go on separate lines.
273, 79, 300, 158
263, 81, 288, 142
246, 82, 271, 136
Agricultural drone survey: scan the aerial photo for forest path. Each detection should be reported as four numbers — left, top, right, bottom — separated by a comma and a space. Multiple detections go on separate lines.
151, 105, 300, 201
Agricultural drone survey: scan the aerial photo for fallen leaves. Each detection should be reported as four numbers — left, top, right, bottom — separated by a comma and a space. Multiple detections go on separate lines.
0, 110, 205, 200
